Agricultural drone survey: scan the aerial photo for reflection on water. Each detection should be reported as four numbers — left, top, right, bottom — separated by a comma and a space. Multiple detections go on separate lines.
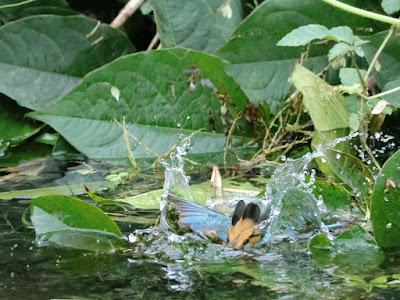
1, 133, 400, 299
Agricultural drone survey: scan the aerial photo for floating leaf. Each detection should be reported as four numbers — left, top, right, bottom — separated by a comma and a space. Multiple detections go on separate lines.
0, 181, 111, 200
30, 195, 125, 251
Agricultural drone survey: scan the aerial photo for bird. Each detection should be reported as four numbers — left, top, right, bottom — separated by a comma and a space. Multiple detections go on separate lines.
166, 195, 270, 250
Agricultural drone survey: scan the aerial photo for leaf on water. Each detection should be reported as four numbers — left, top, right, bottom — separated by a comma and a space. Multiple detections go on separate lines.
309, 225, 384, 270
0, 15, 135, 110
30, 195, 125, 252
0, 181, 111, 200
371, 148, 400, 248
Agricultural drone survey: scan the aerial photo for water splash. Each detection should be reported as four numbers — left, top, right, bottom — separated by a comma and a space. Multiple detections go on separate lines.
159, 140, 194, 226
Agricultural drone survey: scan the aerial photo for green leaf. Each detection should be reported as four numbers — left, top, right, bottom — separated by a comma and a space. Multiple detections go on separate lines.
382, 79, 400, 108
311, 177, 352, 210
328, 26, 354, 44
28, 48, 253, 162
0, 95, 41, 155
321, 148, 374, 210
0, 181, 111, 200
217, 0, 384, 113
277, 24, 330, 46
0, 0, 76, 25
309, 225, 384, 270
339, 68, 367, 87
0, 15, 135, 110
114, 177, 262, 209
291, 64, 349, 132
151, 0, 242, 53
371, 148, 400, 248
30, 195, 125, 251
381, 0, 400, 14
327, 42, 352, 61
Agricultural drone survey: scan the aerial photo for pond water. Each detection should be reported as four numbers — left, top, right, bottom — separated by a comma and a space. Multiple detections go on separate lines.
1, 137, 400, 299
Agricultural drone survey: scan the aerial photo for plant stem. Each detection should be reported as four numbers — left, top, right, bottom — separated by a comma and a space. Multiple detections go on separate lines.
110, 0, 145, 29
0, 0, 35, 9
321, 0, 400, 26
368, 85, 400, 100
364, 26, 396, 82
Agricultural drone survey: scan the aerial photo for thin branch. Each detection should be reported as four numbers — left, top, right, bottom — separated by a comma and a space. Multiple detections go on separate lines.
368, 85, 400, 100
223, 112, 242, 169
364, 25, 396, 81
110, 0, 145, 29
147, 33, 160, 51
0, 0, 34, 9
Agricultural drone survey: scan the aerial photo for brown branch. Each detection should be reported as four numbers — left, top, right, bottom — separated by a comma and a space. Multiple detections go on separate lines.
110, 0, 145, 29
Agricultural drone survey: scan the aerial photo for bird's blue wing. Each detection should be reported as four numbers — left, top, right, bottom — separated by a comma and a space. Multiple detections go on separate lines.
167, 196, 230, 242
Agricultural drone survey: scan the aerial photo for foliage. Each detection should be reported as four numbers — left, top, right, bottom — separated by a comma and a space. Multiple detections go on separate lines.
0, 0, 399, 255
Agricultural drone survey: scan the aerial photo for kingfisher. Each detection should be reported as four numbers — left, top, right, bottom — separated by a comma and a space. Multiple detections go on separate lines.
167, 195, 270, 250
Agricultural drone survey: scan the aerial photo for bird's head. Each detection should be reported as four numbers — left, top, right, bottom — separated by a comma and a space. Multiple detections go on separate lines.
226, 200, 267, 249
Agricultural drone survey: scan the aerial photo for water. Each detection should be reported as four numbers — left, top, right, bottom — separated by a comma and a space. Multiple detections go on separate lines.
1, 134, 400, 299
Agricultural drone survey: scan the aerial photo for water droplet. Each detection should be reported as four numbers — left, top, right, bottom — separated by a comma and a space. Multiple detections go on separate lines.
321, 158, 327, 163
10, 272, 15, 278
281, 155, 286, 161
177, 123, 181, 128
336, 153, 341, 159
386, 223, 392, 229
186, 116, 191, 120
384, 197, 389, 202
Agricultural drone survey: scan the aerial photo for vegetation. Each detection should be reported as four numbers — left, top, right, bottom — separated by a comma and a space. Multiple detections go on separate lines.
1, 0, 400, 281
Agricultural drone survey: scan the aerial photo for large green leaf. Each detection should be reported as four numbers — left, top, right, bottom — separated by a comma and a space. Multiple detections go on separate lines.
0, 0, 76, 25
217, 0, 384, 113
29, 48, 254, 162
151, 0, 242, 53
371, 148, 400, 248
30, 195, 125, 251
0, 15, 135, 110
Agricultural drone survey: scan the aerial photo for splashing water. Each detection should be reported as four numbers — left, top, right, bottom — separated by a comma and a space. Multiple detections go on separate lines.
130, 132, 386, 258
